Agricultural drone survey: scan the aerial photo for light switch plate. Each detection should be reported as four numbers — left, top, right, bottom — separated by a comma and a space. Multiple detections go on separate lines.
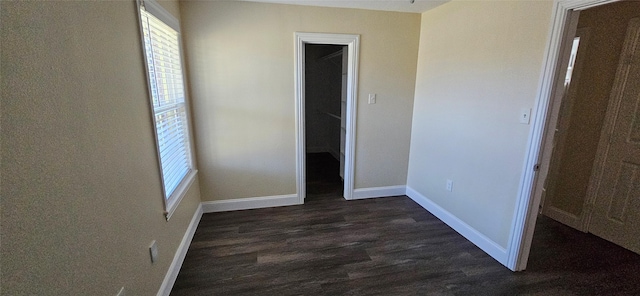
368, 94, 376, 104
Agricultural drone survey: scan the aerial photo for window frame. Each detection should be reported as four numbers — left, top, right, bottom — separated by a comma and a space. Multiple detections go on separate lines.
136, 0, 197, 220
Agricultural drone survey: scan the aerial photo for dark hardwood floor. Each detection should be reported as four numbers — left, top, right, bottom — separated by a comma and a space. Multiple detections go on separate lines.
171, 153, 640, 295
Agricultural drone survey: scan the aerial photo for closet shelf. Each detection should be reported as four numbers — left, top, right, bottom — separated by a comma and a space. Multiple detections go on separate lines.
323, 112, 341, 120
320, 49, 344, 61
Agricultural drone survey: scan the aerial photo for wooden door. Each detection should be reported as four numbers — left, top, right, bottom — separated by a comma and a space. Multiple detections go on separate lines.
588, 18, 640, 254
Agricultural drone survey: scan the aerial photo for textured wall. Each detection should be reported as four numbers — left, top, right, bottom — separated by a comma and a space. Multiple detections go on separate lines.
1, 1, 201, 294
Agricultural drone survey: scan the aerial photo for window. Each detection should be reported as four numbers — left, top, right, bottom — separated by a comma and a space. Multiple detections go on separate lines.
138, 0, 196, 219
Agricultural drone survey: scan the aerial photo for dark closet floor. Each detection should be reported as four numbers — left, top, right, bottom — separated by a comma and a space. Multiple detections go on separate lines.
306, 152, 343, 200
170, 156, 640, 295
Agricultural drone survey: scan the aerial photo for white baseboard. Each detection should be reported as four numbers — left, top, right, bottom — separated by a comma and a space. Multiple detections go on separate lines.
157, 203, 203, 296
157, 187, 511, 294
543, 206, 582, 230
201, 194, 301, 213
351, 185, 406, 200
405, 186, 508, 267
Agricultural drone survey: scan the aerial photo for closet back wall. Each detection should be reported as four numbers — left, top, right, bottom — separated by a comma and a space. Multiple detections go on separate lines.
305, 45, 343, 159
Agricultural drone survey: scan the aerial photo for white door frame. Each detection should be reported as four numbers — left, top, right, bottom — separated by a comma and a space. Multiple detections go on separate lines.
507, 0, 622, 271
294, 32, 360, 203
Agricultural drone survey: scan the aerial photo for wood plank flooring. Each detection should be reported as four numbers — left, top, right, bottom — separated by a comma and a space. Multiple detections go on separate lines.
171, 153, 640, 295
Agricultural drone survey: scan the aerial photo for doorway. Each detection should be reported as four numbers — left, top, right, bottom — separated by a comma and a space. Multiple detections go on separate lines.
304, 44, 347, 200
294, 33, 360, 203
512, 0, 640, 270
539, 1, 640, 249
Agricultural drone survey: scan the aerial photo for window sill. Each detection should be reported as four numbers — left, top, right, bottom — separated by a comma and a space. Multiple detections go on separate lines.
164, 169, 198, 221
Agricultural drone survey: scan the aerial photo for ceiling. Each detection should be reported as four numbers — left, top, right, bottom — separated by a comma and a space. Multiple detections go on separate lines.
239, 0, 450, 13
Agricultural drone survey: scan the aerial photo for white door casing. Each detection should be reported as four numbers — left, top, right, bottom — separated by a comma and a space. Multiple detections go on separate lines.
294, 32, 360, 202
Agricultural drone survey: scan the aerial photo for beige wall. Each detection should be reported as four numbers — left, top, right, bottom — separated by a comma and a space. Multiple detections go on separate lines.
547, 0, 640, 216
181, 1, 421, 201
407, 0, 553, 247
1, 1, 201, 294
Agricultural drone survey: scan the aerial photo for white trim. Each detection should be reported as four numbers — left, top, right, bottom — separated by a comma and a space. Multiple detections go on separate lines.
406, 187, 508, 266
351, 185, 406, 200
157, 203, 203, 296
295, 32, 360, 202
136, 0, 198, 221
140, 0, 180, 31
507, 0, 622, 272
164, 170, 197, 220
201, 194, 301, 213
544, 206, 582, 229
561, 0, 622, 10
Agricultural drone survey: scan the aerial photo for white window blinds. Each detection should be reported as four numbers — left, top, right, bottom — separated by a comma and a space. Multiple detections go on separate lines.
140, 4, 193, 202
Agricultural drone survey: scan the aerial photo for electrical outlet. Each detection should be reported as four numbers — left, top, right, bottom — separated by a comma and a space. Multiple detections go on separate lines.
149, 240, 158, 264
116, 287, 125, 296
446, 179, 453, 192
